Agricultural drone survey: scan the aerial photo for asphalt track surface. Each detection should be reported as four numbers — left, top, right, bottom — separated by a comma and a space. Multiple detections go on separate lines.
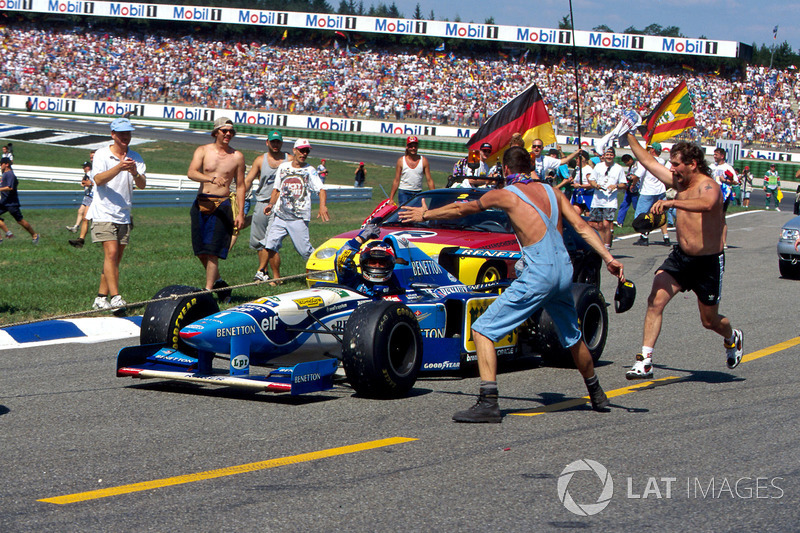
2, 209, 799, 531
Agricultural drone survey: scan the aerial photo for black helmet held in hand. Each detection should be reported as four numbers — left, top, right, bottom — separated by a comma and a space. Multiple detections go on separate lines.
614, 279, 636, 313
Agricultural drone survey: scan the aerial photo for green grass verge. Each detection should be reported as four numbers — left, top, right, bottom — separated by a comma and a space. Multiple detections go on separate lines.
0, 202, 373, 325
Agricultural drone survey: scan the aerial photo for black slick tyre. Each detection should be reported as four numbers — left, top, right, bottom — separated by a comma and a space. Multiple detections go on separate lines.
526, 283, 608, 367
779, 259, 800, 280
342, 300, 423, 398
140, 285, 219, 354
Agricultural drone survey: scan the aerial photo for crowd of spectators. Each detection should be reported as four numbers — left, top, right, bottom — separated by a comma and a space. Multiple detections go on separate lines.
1, 22, 798, 150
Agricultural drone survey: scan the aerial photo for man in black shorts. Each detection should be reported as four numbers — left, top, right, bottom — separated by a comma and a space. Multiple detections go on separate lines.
0, 157, 39, 244
618, 118, 743, 379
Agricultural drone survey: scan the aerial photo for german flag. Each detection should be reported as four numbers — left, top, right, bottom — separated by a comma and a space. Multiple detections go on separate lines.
638, 80, 696, 144
466, 83, 556, 160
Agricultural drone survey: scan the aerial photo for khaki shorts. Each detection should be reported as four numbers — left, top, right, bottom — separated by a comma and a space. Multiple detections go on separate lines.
91, 221, 131, 245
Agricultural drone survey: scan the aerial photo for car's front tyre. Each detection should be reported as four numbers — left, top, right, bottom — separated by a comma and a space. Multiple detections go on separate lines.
779, 259, 800, 280
140, 285, 219, 355
342, 301, 423, 398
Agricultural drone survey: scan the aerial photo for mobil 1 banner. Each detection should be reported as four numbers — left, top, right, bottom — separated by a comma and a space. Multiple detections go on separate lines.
3, 1, 739, 59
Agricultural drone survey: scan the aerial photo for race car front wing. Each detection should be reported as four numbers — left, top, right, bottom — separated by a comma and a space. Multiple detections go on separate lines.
116, 344, 338, 395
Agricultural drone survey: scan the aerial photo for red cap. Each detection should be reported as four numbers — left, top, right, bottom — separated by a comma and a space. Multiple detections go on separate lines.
359, 162, 364, 165
406, 135, 419, 145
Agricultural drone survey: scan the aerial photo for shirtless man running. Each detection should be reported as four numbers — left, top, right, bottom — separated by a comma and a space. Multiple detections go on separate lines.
623, 126, 744, 379
187, 117, 246, 302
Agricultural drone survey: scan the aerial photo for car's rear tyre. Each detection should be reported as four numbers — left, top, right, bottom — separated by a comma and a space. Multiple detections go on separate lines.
342, 301, 423, 398
572, 251, 601, 287
523, 283, 608, 367
779, 259, 800, 280
140, 285, 219, 354
476, 261, 505, 286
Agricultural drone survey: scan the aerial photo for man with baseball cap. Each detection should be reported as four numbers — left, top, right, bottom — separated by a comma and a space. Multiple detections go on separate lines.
86, 116, 146, 312
187, 116, 246, 302
389, 135, 434, 205
262, 138, 329, 280
0, 157, 39, 245
244, 130, 292, 282
450, 142, 493, 188
764, 162, 781, 211
354, 162, 366, 187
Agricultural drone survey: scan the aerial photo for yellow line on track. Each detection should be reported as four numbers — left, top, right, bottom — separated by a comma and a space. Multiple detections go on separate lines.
39, 437, 417, 505
741, 336, 800, 363
510, 376, 684, 416
511, 335, 800, 417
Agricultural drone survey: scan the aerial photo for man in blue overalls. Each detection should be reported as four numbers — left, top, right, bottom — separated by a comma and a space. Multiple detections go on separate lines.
400, 146, 625, 423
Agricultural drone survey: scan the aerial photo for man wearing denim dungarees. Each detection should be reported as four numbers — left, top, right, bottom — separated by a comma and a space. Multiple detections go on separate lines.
400, 147, 625, 423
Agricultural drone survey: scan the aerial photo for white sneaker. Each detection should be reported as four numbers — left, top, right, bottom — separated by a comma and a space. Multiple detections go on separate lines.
109, 295, 127, 308
625, 354, 654, 380
66, 225, 78, 233
93, 296, 112, 310
775, 207, 781, 212
725, 329, 744, 369
253, 270, 270, 282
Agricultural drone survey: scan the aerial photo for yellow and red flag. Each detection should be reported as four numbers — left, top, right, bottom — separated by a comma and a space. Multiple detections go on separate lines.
466, 83, 555, 160
639, 80, 696, 144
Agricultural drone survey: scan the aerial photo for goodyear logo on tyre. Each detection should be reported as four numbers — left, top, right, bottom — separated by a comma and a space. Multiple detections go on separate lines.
293, 296, 325, 309
464, 297, 516, 352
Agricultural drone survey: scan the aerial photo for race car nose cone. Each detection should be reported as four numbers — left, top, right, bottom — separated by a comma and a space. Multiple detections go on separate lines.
178, 314, 261, 353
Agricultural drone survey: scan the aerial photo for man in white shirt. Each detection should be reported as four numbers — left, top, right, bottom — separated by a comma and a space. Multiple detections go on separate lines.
632, 142, 670, 246
87, 117, 146, 312
709, 147, 738, 247
529, 138, 579, 181
588, 147, 627, 249
262, 138, 329, 280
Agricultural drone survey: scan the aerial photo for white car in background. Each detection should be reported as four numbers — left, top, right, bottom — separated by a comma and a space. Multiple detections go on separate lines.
778, 215, 800, 279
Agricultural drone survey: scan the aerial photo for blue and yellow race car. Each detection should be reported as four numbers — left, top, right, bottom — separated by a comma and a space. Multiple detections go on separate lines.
117, 235, 608, 399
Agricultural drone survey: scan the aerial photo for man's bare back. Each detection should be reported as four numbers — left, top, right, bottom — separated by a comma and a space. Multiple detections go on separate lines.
482, 182, 560, 248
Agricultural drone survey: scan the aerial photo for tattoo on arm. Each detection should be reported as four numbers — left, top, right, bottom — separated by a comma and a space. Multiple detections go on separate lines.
476, 198, 486, 211
704, 184, 713, 191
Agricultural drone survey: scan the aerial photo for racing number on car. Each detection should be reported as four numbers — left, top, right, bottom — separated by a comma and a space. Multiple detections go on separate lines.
464, 297, 516, 352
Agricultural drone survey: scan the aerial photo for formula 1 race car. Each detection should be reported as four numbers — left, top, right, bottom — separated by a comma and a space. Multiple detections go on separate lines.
117, 235, 608, 399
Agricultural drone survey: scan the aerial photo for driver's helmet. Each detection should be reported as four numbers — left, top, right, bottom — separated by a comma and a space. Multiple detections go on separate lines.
359, 241, 396, 283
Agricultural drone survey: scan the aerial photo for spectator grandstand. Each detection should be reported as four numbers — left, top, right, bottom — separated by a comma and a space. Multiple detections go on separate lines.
1, 22, 797, 150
